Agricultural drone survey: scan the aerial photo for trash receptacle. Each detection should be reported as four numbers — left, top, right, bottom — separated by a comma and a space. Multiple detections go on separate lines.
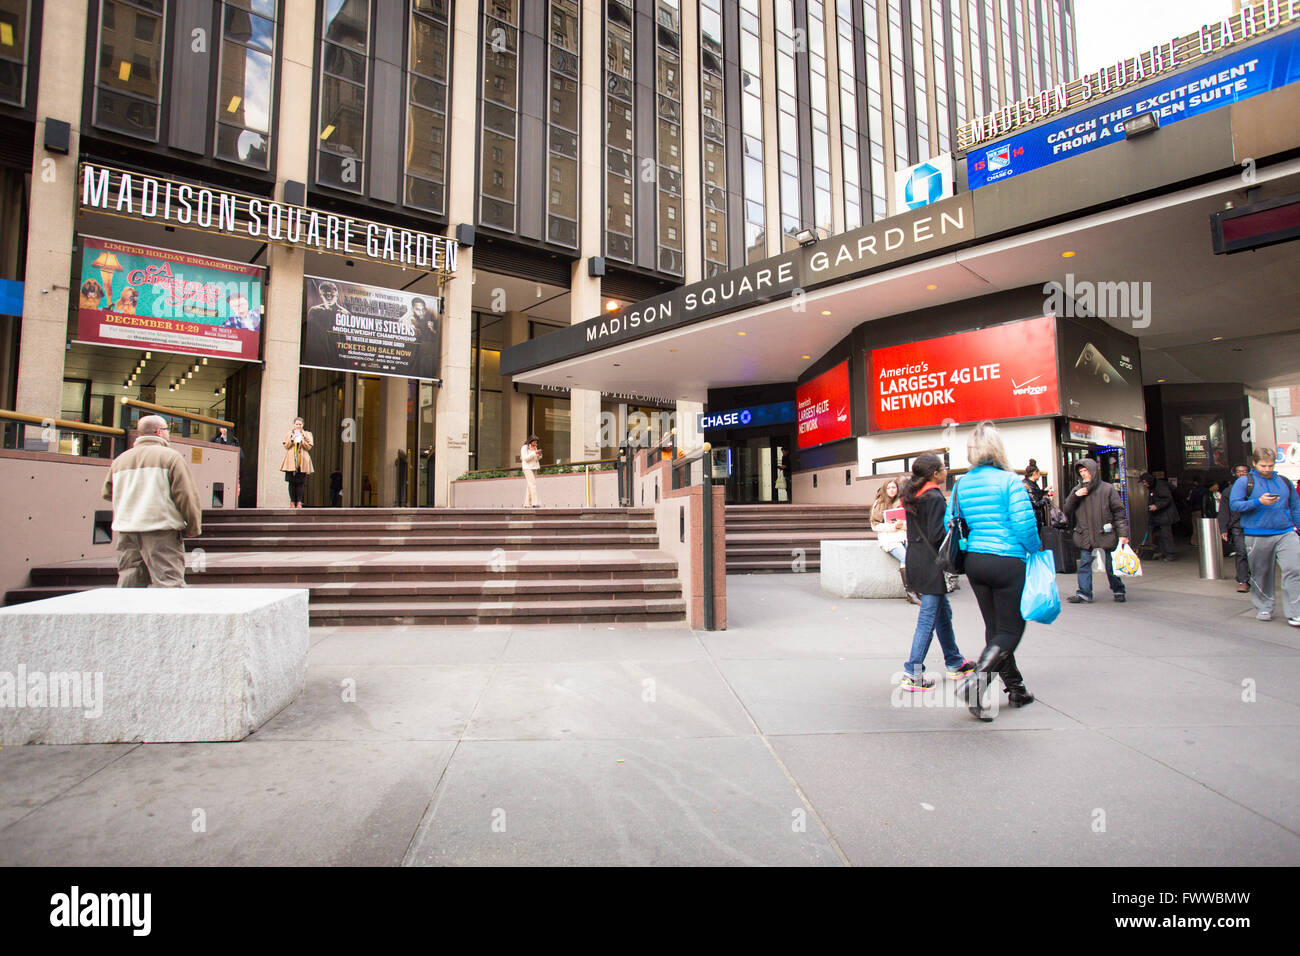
1198, 517, 1223, 579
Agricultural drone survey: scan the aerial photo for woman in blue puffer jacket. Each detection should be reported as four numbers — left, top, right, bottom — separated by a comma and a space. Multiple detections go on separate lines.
944, 422, 1043, 720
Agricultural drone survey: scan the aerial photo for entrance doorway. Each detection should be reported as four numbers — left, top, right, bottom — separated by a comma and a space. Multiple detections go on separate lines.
723, 435, 793, 503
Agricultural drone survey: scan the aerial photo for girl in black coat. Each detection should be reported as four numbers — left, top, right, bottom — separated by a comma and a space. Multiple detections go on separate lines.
899, 454, 976, 691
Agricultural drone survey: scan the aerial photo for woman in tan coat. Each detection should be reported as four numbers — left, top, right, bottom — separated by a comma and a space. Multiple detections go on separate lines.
280, 417, 314, 509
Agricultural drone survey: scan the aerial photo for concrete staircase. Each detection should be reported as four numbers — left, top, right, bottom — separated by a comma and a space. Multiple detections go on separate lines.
7, 508, 686, 626
725, 504, 877, 573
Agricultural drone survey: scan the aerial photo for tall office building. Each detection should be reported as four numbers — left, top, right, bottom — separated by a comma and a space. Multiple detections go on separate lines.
0, 1, 1075, 506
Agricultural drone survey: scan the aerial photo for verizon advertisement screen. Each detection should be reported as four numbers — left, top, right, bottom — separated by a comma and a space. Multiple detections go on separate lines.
797, 360, 852, 449
868, 316, 1061, 431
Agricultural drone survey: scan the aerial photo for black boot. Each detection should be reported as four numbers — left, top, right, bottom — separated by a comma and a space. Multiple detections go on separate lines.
955, 644, 1009, 721
999, 653, 1034, 708
899, 568, 921, 606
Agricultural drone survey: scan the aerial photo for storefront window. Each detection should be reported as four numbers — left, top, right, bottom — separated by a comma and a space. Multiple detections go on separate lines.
94, 0, 168, 141
529, 394, 569, 466
317, 0, 369, 192
469, 312, 503, 470
216, 0, 276, 169
0, 0, 31, 107
406, 0, 451, 214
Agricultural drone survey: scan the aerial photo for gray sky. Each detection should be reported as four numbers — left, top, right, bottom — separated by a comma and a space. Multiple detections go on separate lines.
1073, 0, 1235, 74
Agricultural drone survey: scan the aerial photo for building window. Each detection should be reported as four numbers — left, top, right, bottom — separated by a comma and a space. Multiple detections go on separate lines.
215, 0, 276, 170
94, 0, 168, 141
739, 0, 766, 263
655, 0, 683, 276
546, 1, 579, 248
0, 0, 32, 107
479, 1, 519, 230
604, 0, 634, 262
405, 0, 451, 215
317, 0, 369, 193
860, 0, 887, 220
807, 1, 832, 235
886, 0, 909, 169
773, 0, 802, 248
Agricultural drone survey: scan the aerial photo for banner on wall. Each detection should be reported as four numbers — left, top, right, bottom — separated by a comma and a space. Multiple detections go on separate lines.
75, 236, 264, 361
796, 361, 852, 450
301, 276, 442, 380
868, 316, 1061, 431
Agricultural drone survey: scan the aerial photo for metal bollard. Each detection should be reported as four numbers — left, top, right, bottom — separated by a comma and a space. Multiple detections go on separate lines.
1197, 517, 1223, 580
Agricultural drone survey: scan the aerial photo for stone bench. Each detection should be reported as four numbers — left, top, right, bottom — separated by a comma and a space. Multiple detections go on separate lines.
819, 540, 907, 599
0, 588, 309, 744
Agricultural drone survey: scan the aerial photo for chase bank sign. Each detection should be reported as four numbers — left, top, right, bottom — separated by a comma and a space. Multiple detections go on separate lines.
894, 154, 955, 213
698, 401, 797, 432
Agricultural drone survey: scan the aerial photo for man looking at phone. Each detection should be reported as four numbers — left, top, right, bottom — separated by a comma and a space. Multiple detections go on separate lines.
1230, 448, 1300, 625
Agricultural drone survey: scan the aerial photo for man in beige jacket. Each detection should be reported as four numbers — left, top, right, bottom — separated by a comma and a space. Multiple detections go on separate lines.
101, 414, 203, 587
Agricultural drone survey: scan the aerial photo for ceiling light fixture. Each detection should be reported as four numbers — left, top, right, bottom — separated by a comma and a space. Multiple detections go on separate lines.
820, 310, 832, 316
801, 355, 811, 360
605, 300, 619, 312
1212, 336, 1224, 341
1061, 251, 1076, 258
925, 284, 938, 290
737, 331, 746, 336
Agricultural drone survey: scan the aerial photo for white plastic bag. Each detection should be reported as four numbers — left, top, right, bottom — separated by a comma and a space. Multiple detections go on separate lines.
1113, 542, 1143, 577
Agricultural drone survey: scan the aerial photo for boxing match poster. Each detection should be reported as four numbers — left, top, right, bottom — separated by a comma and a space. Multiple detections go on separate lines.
301, 276, 442, 381
75, 236, 265, 362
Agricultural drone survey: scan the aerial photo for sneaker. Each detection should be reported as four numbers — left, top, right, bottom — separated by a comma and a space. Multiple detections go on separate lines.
946, 660, 977, 680
899, 673, 935, 692
1113, 593, 1126, 603
1237, 583, 1250, 593
1257, 610, 1273, 622
1289, 618, 1300, 628
1068, 593, 1092, 604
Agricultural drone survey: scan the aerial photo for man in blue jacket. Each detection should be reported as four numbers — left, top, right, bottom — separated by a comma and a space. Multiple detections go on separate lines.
1229, 448, 1300, 625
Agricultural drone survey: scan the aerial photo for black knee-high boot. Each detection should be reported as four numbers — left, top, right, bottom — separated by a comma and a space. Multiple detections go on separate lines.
955, 643, 1010, 719
999, 654, 1034, 707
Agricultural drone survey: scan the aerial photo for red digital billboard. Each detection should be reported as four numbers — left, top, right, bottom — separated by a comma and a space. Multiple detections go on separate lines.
797, 360, 852, 449
868, 316, 1060, 431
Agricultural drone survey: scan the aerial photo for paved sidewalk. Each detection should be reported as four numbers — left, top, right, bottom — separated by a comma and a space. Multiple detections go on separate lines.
1, 556, 1297, 866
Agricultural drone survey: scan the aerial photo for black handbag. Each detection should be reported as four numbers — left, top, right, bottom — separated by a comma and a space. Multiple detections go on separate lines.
937, 484, 968, 575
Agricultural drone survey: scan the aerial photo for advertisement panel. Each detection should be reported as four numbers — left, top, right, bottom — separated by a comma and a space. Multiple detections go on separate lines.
967, 27, 1300, 190
1058, 319, 1146, 430
893, 154, 954, 213
1180, 414, 1228, 468
797, 361, 852, 449
75, 236, 264, 361
868, 316, 1061, 431
301, 276, 442, 380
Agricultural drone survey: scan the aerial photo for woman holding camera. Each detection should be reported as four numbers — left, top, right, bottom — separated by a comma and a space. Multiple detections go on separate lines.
280, 416, 314, 509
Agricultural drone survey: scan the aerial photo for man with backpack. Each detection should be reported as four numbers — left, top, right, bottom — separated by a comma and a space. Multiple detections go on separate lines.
1219, 463, 1251, 593
1229, 448, 1300, 625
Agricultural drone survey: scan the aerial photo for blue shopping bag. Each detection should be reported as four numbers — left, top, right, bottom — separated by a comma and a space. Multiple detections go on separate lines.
1020, 550, 1061, 625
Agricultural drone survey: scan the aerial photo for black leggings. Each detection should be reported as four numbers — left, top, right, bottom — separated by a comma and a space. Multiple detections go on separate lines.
286, 470, 306, 505
965, 552, 1027, 655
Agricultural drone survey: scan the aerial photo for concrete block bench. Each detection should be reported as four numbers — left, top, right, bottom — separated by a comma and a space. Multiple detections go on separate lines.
0, 588, 309, 744
819, 540, 907, 599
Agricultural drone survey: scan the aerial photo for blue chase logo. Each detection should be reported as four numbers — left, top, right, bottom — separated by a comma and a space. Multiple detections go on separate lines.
902, 162, 946, 209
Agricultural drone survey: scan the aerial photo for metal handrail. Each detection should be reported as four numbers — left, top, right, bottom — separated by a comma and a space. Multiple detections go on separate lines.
122, 398, 234, 429
457, 457, 619, 478
0, 409, 125, 436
